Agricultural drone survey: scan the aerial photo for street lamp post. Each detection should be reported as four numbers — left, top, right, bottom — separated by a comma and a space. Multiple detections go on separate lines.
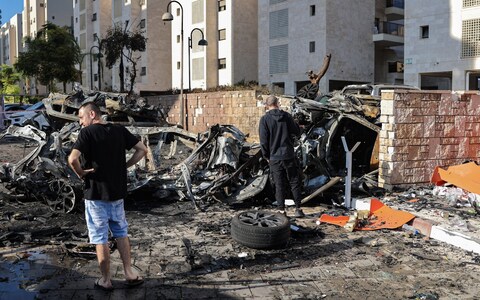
163, 1, 185, 128
89, 45, 100, 90
188, 28, 208, 92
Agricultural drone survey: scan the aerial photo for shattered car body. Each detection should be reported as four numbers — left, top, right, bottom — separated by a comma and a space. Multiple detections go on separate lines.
0, 124, 82, 213
292, 92, 381, 198
0, 89, 185, 213
0, 86, 383, 212
171, 124, 269, 207
168, 92, 382, 206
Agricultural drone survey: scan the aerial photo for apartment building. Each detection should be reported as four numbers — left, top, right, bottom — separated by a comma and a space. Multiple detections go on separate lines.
116, 0, 171, 94
23, 0, 72, 39
259, 0, 376, 96
21, 0, 73, 94
0, 14, 23, 66
374, 0, 406, 85
73, 0, 112, 90
404, 0, 480, 90
74, 0, 172, 93
162, 0, 258, 91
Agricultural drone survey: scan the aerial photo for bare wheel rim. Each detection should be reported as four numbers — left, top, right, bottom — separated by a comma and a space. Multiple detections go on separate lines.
46, 180, 76, 213
297, 83, 319, 99
238, 211, 284, 227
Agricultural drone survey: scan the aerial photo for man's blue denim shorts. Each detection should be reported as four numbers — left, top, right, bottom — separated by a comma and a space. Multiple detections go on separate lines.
85, 199, 129, 244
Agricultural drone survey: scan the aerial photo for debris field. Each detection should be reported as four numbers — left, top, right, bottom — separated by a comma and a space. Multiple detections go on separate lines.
1, 88, 480, 298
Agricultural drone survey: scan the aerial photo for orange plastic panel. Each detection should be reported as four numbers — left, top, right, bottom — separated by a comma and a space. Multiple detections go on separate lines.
430, 162, 480, 195
318, 199, 415, 231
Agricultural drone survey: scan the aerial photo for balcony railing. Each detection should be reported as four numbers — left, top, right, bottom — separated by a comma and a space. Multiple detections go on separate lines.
386, 0, 404, 9
374, 21, 404, 36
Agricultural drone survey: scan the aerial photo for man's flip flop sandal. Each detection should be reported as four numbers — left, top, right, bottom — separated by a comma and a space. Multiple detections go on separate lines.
94, 278, 114, 291
124, 276, 144, 287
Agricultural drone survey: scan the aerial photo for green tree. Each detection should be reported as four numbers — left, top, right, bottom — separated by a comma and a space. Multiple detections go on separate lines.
102, 22, 146, 94
0, 65, 21, 102
15, 23, 81, 93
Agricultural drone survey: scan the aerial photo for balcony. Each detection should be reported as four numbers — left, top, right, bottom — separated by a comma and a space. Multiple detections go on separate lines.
373, 21, 404, 47
385, 0, 404, 21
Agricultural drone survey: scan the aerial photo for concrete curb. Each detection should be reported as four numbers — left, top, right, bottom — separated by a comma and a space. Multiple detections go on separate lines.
411, 217, 480, 254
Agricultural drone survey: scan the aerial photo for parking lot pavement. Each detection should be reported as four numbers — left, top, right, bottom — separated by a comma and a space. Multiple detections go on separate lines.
2, 199, 480, 299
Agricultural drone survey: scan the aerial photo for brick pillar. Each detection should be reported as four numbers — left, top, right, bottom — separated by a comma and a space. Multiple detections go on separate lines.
378, 90, 395, 190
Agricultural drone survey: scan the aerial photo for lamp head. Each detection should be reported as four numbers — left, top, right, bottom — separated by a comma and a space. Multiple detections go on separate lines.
162, 12, 174, 21
198, 39, 208, 46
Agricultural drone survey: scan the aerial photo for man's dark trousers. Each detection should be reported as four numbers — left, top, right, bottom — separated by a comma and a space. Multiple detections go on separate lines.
270, 158, 302, 210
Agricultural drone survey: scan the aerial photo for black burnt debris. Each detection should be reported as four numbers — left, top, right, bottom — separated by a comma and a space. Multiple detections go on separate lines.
0, 87, 387, 250
0, 87, 385, 214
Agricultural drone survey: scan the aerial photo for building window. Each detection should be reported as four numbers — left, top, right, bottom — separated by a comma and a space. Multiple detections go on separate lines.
140, 19, 146, 29
269, 9, 288, 39
52, 16, 55, 20
218, 58, 226, 69
76, 17, 78, 23
176, 8, 181, 16
269, 44, 288, 74
420, 25, 429, 39
309, 41, 315, 53
92, 13, 97, 21
218, 0, 226, 11
177, 35, 180, 43
219, 29, 226, 41
192, 1, 204, 23
310, 5, 315, 16
94, 74, 98, 82
192, 58, 205, 80
40, 3, 44, 7
270, 0, 287, 4
140, 67, 146, 76
463, 0, 480, 8
462, 18, 480, 57
177, 61, 181, 70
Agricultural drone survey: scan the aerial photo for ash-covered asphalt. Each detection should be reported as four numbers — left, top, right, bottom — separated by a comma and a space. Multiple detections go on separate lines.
2, 138, 480, 299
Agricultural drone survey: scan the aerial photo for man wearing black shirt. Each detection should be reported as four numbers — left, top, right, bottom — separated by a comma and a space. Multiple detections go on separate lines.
68, 102, 147, 291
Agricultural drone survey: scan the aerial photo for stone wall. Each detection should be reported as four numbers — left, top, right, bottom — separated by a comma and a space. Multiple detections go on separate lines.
146, 90, 280, 142
379, 90, 480, 189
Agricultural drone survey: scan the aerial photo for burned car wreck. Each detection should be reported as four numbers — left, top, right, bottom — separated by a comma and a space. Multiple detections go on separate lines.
0, 88, 382, 213
293, 92, 381, 202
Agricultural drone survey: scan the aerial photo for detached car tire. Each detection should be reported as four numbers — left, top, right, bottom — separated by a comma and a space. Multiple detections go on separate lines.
231, 210, 290, 249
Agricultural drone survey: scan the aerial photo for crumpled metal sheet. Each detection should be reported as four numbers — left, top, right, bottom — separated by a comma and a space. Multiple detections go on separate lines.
208, 136, 242, 169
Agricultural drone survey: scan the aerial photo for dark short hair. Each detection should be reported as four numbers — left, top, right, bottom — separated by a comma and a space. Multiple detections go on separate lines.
79, 102, 101, 115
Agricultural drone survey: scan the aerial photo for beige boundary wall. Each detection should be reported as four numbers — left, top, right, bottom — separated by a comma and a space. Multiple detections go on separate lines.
379, 90, 480, 190
147, 89, 480, 190
145, 90, 291, 142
